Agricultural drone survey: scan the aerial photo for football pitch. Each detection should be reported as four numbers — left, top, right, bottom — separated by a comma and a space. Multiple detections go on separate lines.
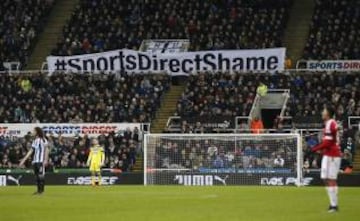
1, 186, 359, 221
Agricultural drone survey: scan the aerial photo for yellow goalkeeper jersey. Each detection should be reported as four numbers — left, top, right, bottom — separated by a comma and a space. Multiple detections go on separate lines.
87, 145, 105, 168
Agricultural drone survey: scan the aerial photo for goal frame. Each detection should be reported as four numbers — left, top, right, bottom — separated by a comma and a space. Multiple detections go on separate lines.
143, 133, 303, 186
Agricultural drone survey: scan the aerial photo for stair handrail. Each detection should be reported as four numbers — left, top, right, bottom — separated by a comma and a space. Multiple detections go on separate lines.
166, 116, 181, 128
279, 89, 291, 118
248, 93, 261, 123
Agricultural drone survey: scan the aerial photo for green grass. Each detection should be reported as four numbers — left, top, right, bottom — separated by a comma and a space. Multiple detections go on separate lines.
0, 186, 359, 221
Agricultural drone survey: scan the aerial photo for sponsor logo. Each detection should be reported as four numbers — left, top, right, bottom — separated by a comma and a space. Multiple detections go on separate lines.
214, 175, 229, 185
141, 39, 189, 53
174, 175, 228, 186
260, 177, 313, 186
42, 125, 117, 135
67, 176, 119, 185
0, 175, 23, 186
307, 60, 360, 71
0, 123, 141, 138
7, 175, 22, 186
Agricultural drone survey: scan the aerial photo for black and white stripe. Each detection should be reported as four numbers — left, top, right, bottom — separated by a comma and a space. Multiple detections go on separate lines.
32, 138, 48, 164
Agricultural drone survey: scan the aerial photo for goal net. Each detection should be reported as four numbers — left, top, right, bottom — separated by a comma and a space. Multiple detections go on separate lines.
144, 133, 303, 186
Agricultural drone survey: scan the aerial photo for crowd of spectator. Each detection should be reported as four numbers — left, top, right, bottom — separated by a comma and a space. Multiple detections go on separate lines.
175, 72, 360, 123
176, 72, 255, 118
0, 72, 170, 123
155, 137, 296, 171
303, 126, 358, 171
156, 128, 358, 171
0, 127, 141, 171
0, 71, 163, 171
51, 0, 292, 56
303, 0, 360, 59
172, 71, 360, 168
0, 0, 54, 67
0, 71, 166, 171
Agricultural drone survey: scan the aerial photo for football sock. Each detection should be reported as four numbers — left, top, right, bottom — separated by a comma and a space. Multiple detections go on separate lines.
326, 186, 338, 207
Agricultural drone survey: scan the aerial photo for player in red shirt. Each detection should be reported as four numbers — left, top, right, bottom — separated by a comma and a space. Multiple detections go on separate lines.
311, 106, 341, 213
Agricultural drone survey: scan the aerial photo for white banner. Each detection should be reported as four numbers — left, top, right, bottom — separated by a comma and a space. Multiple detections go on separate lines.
0, 123, 142, 137
47, 48, 285, 75
306, 60, 360, 71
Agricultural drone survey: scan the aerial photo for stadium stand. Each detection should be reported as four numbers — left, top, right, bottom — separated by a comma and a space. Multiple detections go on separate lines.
0, 72, 169, 170
303, 0, 360, 59
0, 0, 54, 68
0, 0, 359, 174
173, 72, 360, 130
0, 126, 141, 171
0, 73, 170, 123
51, 0, 292, 55
166, 71, 360, 168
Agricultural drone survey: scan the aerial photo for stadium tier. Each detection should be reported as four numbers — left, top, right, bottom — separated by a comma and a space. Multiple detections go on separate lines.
0, 0, 54, 68
303, 0, 360, 59
0, 125, 141, 171
0, 73, 170, 123
0, 71, 170, 171
0, 71, 357, 172
172, 72, 360, 131
51, 0, 292, 56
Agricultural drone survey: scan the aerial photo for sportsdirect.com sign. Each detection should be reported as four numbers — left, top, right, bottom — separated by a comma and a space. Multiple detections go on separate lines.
47, 48, 286, 75
0, 123, 141, 137
306, 60, 360, 71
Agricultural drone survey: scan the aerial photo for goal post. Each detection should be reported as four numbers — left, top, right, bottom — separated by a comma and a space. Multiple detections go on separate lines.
144, 133, 303, 186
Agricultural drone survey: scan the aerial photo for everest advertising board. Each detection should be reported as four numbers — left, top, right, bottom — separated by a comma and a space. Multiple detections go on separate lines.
151, 173, 360, 186
153, 173, 300, 186
1, 172, 359, 186
0, 123, 141, 137
47, 48, 286, 75
0, 173, 143, 186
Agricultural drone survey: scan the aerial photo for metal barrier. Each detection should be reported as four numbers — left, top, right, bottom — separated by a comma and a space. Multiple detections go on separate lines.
348, 116, 360, 129
2, 62, 21, 72
166, 116, 181, 128
235, 116, 251, 129
248, 93, 261, 122
41, 62, 48, 71
295, 60, 308, 70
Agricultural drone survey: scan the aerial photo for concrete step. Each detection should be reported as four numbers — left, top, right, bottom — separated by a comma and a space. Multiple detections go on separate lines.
26, 0, 79, 69
283, 0, 316, 64
352, 153, 360, 171
151, 84, 185, 133
133, 158, 144, 171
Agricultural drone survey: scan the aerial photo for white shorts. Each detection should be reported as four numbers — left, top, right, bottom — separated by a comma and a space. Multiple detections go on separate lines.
321, 156, 341, 180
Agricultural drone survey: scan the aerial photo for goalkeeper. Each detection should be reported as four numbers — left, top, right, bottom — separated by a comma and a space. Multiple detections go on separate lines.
86, 138, 105, 186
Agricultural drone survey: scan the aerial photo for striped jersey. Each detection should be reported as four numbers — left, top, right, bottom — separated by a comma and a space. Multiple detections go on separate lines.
32, 137, 48, 164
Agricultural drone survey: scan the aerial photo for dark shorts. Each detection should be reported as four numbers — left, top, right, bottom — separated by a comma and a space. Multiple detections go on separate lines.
33, 163, 45, 176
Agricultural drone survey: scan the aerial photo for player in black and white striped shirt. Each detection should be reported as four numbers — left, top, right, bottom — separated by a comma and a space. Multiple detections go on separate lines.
19, 127, 49, 195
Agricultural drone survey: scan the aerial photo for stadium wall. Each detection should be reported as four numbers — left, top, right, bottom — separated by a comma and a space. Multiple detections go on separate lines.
1, 172, 359, 187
